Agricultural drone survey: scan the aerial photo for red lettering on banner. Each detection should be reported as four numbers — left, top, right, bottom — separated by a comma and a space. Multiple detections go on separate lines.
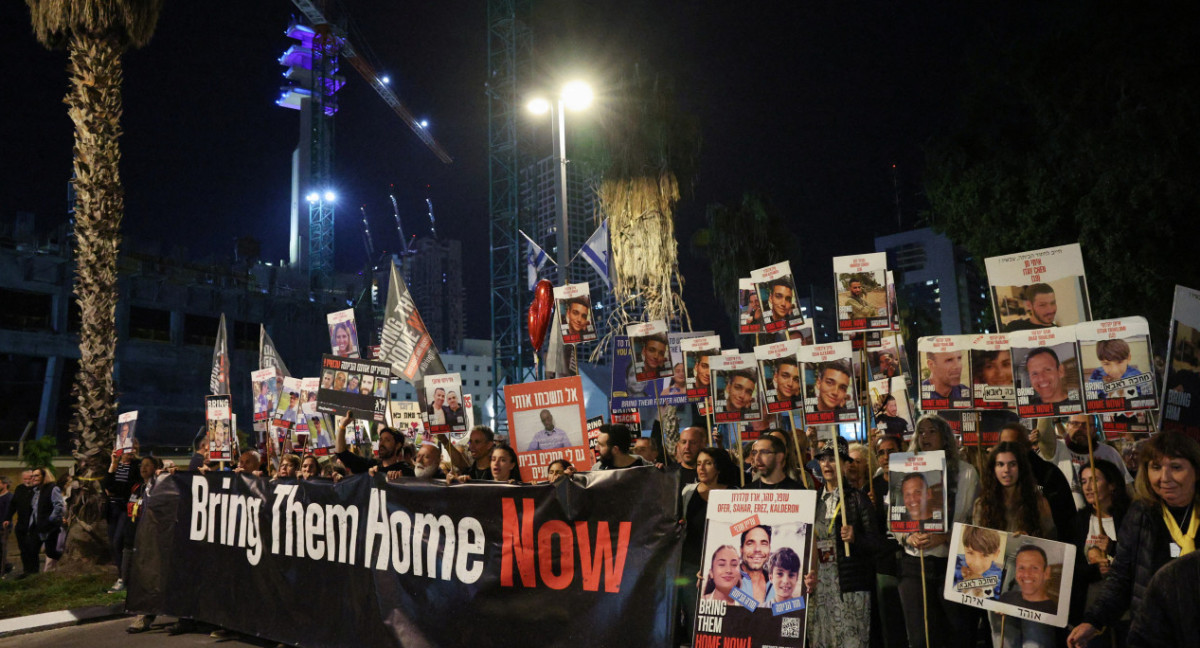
576, 520, 631, 593
694, 635, 721, 648
502, 498, 631, 592
538, 520, 574, 590
501, 498, 537, 587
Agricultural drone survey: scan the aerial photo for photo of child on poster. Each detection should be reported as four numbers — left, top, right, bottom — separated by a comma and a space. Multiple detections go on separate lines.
115, 411, 137, 455
627, 321, 674, 382
1076, 317, 1157, 414
711, 353, 763, 423
554, 283, 598, 345
755, 339, 804, 414
970, 334, 1016, 410
984, 243, 1092, 333
327, 308, 361, 358
951, 525, 1006, 600
887, 451, 947, 534
694, 489, 816, 648
1010, 327, 1084, 418
799, 342, 858, 425
918, 335, 973, 411
751, 261, 805, 334
833, 253, 890, 332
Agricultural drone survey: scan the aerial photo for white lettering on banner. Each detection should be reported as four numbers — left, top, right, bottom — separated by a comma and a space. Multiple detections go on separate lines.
190, 477, 263, 566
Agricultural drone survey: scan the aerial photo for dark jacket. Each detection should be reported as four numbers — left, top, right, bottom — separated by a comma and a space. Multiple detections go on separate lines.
30, 484, 63, 535
821, 485, 888, 593
1082, 499, 1176, 628
1127, 551, 1200, 648
1067, 504, 1127, 624
870, 473, 901, 577
9, 484, 33, 532
1027, 449, 1075, 537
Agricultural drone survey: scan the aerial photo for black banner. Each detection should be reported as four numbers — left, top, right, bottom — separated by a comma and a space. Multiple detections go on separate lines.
128, 468, 682, 648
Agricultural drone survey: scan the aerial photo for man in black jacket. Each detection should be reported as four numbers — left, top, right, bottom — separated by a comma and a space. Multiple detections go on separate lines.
7, 470, 36, 577
1127, 551, 1200, 648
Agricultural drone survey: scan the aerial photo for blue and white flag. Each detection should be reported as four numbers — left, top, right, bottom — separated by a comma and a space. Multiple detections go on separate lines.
580, 220, 611, 288
520, 230, 554, 290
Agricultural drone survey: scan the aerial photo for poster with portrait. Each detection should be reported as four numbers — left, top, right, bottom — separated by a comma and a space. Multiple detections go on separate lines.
1076, 317, 1157, 414
1162, 285, 1200, 438
694, 489, 817, 648
869, 332, 911, 384
918, 335, 973, 411
554, 282, 597, 345
1010, 326, 1084, 418
868, 377, 915, 440
970, 334, 1016, 410
751, 261, 805, 333
755, 339, 804, 414
833, 252, 890, 332
388, 400, 428, 446
1100, 410, 1156, 437
775, 321, 815, 346
205, 394, 232, 462
887, 451, 947, 534
250, 368, 279, 424
327, 308, 361, 358
315, 354, 392, 422
300, 376, 321, 405
271, 376, 304, 440
682, 335, 722, 403
887, 270, 901, 331
944, 524, 1076, 628
504, 376, 592, 482
421, 373, 469, 435
959, 410, 1020, 447
609, 336, 691, 413
303, 403, 335, 456
586, 415, 605, 462
799, 341, 858, 425
739, 278, 765, 335
985, 243, 1092, 333
115, 411, 137, 456
628, 321, 674, 381
711, 352, 763, 423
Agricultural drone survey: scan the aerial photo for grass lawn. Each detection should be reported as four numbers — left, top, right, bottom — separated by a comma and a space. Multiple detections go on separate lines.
0, 569, 125, 620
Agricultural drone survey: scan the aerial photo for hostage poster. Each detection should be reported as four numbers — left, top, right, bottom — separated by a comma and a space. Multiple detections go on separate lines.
755, 338, 804, 414
422, 373, 470, 435
1010, 326, 1084, 418
1163, 285, 1200, 438
116, 411, 137, 456
1076, 317, 1157, 415
205, 395, 232, 462
505, 376, 593, 482
327, 308, 361, 358
739, 278, 765, 335
682, 334, 721, 404
316, 355, 392, 422
751, 261, 805, 333
694, 489, 816, 648
710, 352, 763, 424
887, 451, 948, 534
918, 335, 973, 411
985, 243, 1092, 333
554, 282, 598, 345
628, 321, 674, 382
798, 341, 858, 425
609, 336, 690, 413
970, 334, 1016, 410
833, 252, 890, 332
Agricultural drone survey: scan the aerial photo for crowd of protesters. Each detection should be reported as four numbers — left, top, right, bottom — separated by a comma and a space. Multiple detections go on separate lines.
3, 410, 1194, 648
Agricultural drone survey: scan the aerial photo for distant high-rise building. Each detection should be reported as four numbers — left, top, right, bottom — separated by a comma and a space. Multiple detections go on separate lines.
401, 237, 465, 352
875, 227, 990, 336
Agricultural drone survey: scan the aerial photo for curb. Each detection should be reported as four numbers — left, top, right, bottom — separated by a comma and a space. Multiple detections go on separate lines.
0, 603, 126, 638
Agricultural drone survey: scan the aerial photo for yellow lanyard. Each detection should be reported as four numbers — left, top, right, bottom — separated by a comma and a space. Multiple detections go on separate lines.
1162, 503, 1198, 555
826, 491, 843, 534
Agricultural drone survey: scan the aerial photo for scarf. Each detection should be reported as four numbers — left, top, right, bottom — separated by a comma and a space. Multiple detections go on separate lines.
1162, 503, 1198, 556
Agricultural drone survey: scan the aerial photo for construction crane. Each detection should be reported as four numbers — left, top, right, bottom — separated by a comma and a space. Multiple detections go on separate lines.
425, 197, 439, 240
359, 205, 376, 258
388, 184, 418, 256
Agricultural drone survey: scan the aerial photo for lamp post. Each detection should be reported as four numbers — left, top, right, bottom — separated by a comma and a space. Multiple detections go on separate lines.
528, 81, 592, 286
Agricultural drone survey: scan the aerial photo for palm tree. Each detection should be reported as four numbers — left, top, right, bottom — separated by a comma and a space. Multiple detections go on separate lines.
26, 0, 164, 565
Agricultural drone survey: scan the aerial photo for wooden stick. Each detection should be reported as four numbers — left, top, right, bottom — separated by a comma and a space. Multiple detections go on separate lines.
735, 423, 745, 487
999, 613, 1006, 647
919, 548, 930, 648
789, 411, 811, 489
832, 428, 851, 556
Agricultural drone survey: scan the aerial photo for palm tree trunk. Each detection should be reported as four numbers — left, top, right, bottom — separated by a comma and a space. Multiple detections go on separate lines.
62, 31, 126, 567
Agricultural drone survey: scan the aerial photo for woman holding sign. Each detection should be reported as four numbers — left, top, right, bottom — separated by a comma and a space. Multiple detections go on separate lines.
1068, 432, 1200, 648
1066, 459, 1131, 644
680, 448, 740, 641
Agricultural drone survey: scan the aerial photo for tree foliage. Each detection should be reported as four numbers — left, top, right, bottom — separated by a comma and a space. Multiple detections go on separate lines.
924, 2, 1200, 340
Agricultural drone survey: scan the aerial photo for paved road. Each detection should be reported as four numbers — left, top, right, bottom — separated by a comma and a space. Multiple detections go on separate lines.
0, 617, 279, 648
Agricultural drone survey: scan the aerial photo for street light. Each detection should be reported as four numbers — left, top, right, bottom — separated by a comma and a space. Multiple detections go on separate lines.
527, 81, 592, 286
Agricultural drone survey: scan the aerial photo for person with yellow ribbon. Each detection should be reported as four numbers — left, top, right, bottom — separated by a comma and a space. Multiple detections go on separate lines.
1068, 431, 1200, 648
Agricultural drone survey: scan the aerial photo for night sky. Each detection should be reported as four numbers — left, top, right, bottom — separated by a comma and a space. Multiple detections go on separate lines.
2, 1, 1011, 341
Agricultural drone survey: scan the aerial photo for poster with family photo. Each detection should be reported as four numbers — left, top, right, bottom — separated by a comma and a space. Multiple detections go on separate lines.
918, 335, 973, 411
755, 339, 804, 414
711, 352, 763, 423
887, 451, 947, 534
751, 261, 805, 334
739, 278, 765, 335
251, 368, 279, 425
627, 321, 674, 381
682, 335, 722, 403
1162, 285, 1200, 437
693, 489, 817, 648
504, 376, 592, 482
554, 282, 597, 345
327, 308, 361, 358
421, 373, 470, 434
115, 411, 137, 456
798, 341, 858, 425
205, 394, 233, 462
388, 400, 429, 446
833, 252, 890, 332
869, 377, 915, 440
1010, 327, 1084, 418
944, 524, 1076, 628
315, 354, 392, 422
985, 243, 1092, 333
1076, 317, 1157, 414
970, 334, 1016, 410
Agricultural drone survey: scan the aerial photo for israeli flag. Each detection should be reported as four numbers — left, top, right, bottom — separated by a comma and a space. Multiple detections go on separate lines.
580, 220, 611, 288
520, 230, 552, 290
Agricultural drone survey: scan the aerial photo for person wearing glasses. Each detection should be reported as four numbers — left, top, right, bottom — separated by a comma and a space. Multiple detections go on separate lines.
748, 435, 805, 489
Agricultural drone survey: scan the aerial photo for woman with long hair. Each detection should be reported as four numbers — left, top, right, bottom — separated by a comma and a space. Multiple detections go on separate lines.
680, 447, 741, 640
488, 445, 521, 484
1067, 459, 1132, 645
702, 545, 742, 603
1068, 431, 1200, 647
974, 441, 1056, 647
895, 414, 980, 648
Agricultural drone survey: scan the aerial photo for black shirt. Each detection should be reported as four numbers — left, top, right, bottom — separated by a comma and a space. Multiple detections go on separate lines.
336, 450, 378, 475
748, 476, 805, 490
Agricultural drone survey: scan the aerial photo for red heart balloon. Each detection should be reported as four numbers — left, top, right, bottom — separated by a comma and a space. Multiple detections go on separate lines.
528, 280, 555, 352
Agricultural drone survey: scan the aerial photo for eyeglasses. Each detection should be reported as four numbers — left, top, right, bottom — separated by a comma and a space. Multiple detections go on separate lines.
754, 449, 778, 455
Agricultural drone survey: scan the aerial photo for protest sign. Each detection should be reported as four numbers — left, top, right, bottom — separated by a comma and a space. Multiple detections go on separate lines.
586, 415, 605, 461
944, 524, 1076, 628
297, 402, 330, 455
918, 335, 973, 411
959, 410, 1020, 447
868, 377, 915, 440
887, 270, 900, 331
316, 355, 392, 423
1076, 317, 1157, 414
739, 278, 765, 334
711, 352, 763, 423
1010, 326, 1084, 418
327, 308, 361, 358
1162, 285, 1200, 438
799, 341, 858, 425
888, 451, 947, 533
1100, 410, 1155, 437
116, 411, 137, 456
421, 373, 470, 435
751, 261, 805, 333
774, 321, 815, 346
554, 282, 598, 345
985, 243, 1091, 332
970, 334, 1016, 410
387, 401, 427, 445
251, 368, 279, 425
693, 489, 816, 648
209, 314, 230, 397
868, 332, 910, 384
609, 336, 690, 413
833, 253, 890, 332
755, 339, 804, 414
205, 395, 232, 462
682, 335, 722, 402
628, 321, 673, 382
505, 376, 592, 482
